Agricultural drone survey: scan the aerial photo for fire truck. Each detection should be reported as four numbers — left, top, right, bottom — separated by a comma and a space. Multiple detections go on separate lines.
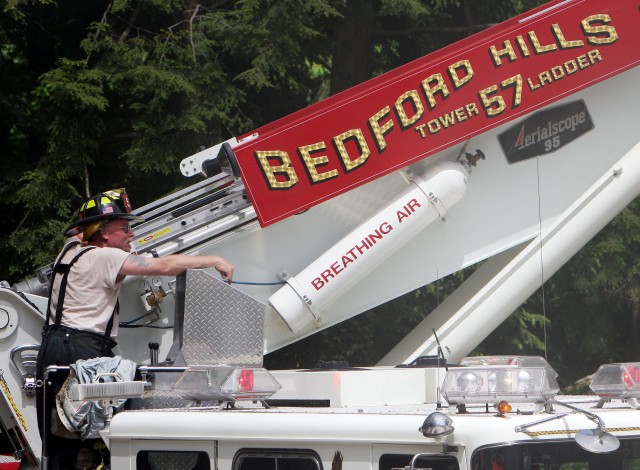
1, 0, 640, 468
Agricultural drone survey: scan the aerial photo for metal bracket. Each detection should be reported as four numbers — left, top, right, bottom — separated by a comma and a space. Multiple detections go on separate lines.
10, 345, 40, 396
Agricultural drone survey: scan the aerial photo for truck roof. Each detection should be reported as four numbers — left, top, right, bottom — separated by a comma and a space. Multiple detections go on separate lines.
108, 395, 640, 447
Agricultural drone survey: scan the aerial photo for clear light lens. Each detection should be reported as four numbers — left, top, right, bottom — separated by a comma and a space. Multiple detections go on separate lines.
590, 363, 640, 400
443, 356, 559, 405
460, 355, 555, 370
518, 370, 533, 392
487, 371, 497, 392
173, 366, 281, 401
456, 371, 483, 392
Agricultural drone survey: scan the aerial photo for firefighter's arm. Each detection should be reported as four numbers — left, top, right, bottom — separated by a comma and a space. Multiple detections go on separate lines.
119, 254, 234, 281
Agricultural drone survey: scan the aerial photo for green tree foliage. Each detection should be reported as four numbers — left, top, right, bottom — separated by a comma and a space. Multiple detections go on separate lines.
0, 0, 342, 282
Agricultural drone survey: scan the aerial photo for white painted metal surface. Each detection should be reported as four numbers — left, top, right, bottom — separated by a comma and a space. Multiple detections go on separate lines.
106, 394, 640, 469
269, 161, 471, 332
380, 136, 640, 365
0, 289, 45, 462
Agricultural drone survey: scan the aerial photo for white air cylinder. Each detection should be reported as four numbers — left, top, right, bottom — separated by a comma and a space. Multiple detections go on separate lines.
269, 160, 471, 332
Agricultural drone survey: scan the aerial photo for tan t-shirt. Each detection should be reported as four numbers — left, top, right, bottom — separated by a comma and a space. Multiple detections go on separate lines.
48, 239, 130, 338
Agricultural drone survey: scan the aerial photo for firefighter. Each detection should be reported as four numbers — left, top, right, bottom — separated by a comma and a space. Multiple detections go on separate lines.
35, 188, 234, 469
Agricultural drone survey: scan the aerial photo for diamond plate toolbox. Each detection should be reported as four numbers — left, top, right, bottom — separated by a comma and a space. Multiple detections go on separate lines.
183, 269, 265, 367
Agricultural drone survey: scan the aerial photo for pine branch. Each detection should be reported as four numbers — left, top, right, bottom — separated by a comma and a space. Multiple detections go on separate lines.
375, 23, 497, 37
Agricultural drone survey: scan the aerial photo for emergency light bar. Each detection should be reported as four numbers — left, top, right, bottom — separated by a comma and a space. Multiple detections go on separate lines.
172, 366, 282, 402
442, 356, 559, 406
459, 355, 553, 368
590, 362, 640, 401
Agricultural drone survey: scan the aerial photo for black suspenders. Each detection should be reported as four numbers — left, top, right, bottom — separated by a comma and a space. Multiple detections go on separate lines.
45, 242, 117, 338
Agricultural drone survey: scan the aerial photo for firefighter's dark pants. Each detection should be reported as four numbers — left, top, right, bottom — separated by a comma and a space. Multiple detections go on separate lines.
36, 325, 116, 469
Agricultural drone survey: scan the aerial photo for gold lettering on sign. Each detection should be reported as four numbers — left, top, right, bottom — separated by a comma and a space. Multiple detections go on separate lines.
421, 73, 449, 109
552, 24, 583, 48
255, 150, 299, 189
368, 106, 394, 152
489, 41, 518, 66
528, 31, 558, 54
298, 142, 338, 183
527, 49, 603, 91
581, 14, 618, 45
333, 129, 370, 172
394, 90, 424, 129
448, 60, 474, 89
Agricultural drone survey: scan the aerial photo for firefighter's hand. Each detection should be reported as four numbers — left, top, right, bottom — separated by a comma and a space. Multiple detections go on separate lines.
214, 258, 234, 282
